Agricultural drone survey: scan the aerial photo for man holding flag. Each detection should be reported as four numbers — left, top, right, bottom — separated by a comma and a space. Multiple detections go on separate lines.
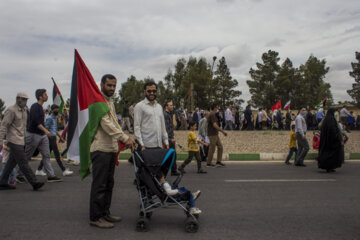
67, 50, 135, 229
89, 74, 135, 228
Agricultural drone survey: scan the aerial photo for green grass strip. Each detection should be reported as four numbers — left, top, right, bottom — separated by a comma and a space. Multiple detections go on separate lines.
229, 153, 260, 161
350, 153, 360, 159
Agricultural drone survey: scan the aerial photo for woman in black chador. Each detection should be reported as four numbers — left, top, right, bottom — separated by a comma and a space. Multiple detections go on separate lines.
318, 108, 344, 173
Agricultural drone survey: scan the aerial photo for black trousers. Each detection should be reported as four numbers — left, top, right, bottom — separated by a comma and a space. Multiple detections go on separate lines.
90, 151, 116, 221
38, 136, 65, 171
0, 142, 37, 186
180, 151, 202, 170
169, 141, 178, 173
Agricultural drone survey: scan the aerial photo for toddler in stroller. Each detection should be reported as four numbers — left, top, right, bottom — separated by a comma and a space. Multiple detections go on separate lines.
157, 171, 202, 215
132, 148, 201, 233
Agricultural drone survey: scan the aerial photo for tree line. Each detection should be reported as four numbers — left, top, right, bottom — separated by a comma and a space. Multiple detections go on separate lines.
3, 50, 359, 119
247, 50, 333, 110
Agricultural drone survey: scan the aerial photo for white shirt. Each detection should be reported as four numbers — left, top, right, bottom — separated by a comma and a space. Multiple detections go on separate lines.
295, 114, 307, 136
134, 98, 169, 148
162, 181, 179, 195
225, 108, 233, 121
258, 111, 262, 122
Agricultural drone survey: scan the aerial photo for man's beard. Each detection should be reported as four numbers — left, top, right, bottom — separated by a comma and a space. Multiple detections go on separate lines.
146, 94, 156, 101
103, 89, 114, 97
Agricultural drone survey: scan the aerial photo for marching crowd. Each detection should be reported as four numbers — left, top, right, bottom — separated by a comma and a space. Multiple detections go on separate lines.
0, 74, 355, 229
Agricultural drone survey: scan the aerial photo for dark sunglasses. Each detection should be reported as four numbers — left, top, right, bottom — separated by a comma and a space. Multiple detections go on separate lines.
146, 90, 157, 93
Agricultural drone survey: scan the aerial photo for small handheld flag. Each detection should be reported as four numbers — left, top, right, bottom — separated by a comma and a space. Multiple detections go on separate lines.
52, 77, 65, 115
284, 100, 291, 110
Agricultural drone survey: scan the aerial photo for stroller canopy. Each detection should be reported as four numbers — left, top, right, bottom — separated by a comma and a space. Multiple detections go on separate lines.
141, 148, 176, 176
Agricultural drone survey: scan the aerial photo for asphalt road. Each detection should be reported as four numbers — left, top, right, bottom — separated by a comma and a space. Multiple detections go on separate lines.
1, 160, 360, 240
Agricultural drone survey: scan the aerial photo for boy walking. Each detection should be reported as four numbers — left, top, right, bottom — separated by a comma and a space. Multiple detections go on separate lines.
285, 125, 297, 165
178, 121, 207, 174
35, 104, 73, 177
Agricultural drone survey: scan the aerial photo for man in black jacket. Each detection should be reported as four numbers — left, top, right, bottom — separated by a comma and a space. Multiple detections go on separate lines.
163, 100, 180, 176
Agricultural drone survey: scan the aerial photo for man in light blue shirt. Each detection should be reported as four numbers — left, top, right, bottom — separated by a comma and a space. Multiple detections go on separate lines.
36, 104, 73, 177
316, 108, 325, 124
295, 108, 309, 167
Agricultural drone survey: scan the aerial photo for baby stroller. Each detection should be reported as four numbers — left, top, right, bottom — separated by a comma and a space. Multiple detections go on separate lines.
131, 148, 200, 233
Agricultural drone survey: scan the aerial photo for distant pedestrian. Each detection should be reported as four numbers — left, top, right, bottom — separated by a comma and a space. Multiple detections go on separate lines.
163, 100, 180, 176
285, 109, 291, 130
206, 104, 227, 167
294, 108, 309, 167
261, 108, 269, 130
35, 104, 73, 177
234, 107, 240, 130
224, 105, 233, 130
285, 125, 297, 165
340, 105, 351, 132
198, 112, 209, 162
244, 105, 253, 130
121, 100, 132, 133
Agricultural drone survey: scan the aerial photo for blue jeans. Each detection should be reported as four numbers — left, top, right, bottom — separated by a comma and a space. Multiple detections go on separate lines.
0, 162, 16, 183
176, 187, 195, 207
285, 148, 297, 163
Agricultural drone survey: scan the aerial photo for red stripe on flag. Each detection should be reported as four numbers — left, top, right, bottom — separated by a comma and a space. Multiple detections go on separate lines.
75, 50, 106, 111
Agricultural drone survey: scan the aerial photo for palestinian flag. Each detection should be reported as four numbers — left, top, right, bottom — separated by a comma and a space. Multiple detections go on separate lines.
52, 77, 65, 115
271, 100, 282, 112
316, 97, 328, 109
67, 50, 109, 179
283, 100, 291, 110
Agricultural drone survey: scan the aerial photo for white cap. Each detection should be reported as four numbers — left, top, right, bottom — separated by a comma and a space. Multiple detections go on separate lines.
16, 92, 29, 99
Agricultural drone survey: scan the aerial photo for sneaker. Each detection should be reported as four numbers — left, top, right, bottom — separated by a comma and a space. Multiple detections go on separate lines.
189, 207, 202, 215
206, 164, 216, 168
197, 169, 207, 174
216, 162, 226, 167
90, 217, 114, 228
103, 215, 122, 222
35, 170, 47, 176
0, 183, 16, 190
63, 168, 73, 176
192, 190, 201, 200
47, 176, 63, 183
15, 176, 26, 184
32, 182, 45, 191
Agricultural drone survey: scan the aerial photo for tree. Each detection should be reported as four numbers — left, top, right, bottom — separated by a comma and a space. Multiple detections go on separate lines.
347, 51, 360, 108
0, 98, 5, 120
274, 58, 296, 106
297, 55, 332, 109
214, 57, 243, 107
247, 50, 281, 109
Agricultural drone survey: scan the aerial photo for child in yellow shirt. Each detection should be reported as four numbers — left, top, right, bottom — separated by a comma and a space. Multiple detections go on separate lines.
285, 125, 297, 165
178, 121, 207, 174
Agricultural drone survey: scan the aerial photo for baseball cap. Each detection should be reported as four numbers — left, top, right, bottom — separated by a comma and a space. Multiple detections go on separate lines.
16, 92, 29, 99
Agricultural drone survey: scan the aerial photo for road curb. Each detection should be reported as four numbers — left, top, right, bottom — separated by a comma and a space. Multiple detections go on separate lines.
36, 152, 360, 162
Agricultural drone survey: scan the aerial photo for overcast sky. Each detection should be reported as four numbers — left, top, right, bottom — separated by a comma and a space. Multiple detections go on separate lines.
0, 0, 359, 108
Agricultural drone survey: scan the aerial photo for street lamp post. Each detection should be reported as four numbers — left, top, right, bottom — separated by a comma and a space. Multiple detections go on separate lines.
211, 56, 217, 103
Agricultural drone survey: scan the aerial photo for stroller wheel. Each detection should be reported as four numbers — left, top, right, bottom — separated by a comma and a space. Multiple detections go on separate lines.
136, 217, 150, 232
184, 217, 199, 233
139, 211, 153, 219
